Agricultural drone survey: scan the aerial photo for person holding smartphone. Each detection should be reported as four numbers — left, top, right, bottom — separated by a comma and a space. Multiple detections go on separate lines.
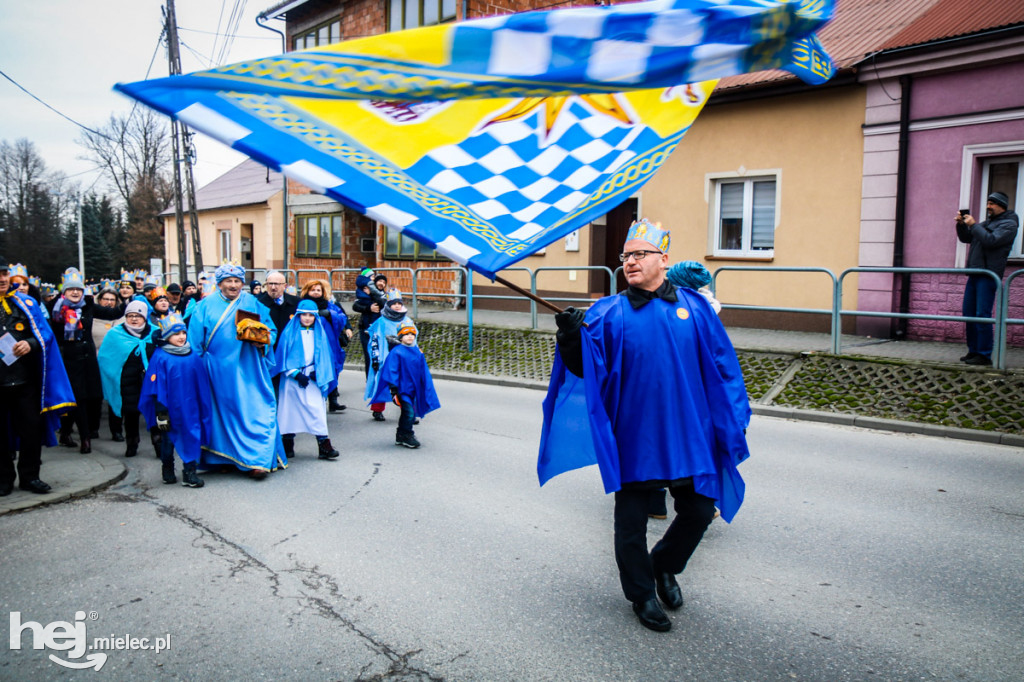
955, 192, 1019, 365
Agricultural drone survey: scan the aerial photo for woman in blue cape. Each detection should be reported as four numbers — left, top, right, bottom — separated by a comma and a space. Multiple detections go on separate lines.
96, 301, 157, 458
187, 264, 284, 477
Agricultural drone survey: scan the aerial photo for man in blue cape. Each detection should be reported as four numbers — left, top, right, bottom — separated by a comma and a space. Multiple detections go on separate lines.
188, 263, 285, 478
0, 259, 76, 496
538, 219, 751, 633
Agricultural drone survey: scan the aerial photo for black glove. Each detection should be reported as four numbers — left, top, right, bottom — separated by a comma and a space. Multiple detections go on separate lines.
320, 310, 332, 322
555, 306, 585, 340
309, 370, 317, 382
295, 373, 310, 388
156, 412, 171, 432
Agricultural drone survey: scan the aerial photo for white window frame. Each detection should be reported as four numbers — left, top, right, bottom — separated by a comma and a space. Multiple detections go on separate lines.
958, 141, 1024, 266
980, 155, 1023, 259
706, 170, 780, 258
219, 229, 232, 262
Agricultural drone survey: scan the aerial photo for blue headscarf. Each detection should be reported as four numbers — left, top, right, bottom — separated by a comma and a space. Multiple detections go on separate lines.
214, 264, 245, 283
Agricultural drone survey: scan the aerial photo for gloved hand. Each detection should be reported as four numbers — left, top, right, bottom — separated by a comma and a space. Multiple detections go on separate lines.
295, 373, 310, 388
372, 359, 380, 372
320, 310, 331, 322
156, 412, 171, 432
555, 306, 585, 338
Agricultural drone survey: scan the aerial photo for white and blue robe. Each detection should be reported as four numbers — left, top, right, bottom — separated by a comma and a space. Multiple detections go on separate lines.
188, 291, 285, 472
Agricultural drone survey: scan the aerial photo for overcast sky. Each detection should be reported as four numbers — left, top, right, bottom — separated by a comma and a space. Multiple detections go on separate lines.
0, 0, 285, 193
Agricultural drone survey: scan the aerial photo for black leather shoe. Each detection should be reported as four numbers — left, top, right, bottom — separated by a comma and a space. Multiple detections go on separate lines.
965, 354, 992, 366
328, 402, 346, 413
79, 439, 92, 455
372, 412, 386, 422
19, 479, 52, 494
655, 572, 684, 610
111, 433, 125, 443
59, 433, 77, 448
960, 352, 977, 362
0, 481, 13, 496
632, 598, 671, 632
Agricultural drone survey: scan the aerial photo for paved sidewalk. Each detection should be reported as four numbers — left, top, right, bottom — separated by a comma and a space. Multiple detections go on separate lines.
0, 445, 126, 516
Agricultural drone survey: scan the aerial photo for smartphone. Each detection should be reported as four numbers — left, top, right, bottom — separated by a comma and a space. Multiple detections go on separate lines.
960, 209, 970, 216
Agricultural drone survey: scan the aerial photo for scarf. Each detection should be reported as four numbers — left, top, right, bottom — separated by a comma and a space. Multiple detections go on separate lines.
382, 304, 406, 322
162, 342, 192, 356
56, 297, 87, 340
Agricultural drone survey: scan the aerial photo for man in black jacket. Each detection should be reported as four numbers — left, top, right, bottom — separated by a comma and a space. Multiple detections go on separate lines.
256, 271, 299, 351
956, 191, 1019, 366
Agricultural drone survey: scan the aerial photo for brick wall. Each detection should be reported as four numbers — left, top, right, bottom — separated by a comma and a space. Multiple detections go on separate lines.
904, 270, 1024, 346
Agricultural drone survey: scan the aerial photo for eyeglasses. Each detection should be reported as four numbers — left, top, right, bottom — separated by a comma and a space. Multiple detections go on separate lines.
618, 250, 662, 262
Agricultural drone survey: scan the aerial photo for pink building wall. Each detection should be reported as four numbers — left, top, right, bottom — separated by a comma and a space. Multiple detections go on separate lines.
896, 60, 1024, 345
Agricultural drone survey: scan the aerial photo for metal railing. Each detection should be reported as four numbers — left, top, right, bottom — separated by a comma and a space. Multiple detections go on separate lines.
711, 265, 839, 339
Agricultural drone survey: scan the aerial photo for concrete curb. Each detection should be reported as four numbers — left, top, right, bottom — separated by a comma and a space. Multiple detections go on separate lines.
432, 370, 1023, 448
0, 450, 127, 517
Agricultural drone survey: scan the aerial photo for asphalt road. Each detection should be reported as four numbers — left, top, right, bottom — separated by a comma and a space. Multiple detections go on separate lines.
2, 372, 1023, 681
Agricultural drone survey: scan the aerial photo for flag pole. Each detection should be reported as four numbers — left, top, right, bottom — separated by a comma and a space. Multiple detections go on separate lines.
492, 274, 566, 315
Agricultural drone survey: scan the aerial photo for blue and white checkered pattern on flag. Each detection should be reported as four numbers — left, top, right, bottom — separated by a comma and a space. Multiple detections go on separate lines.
116, 0, 835, 278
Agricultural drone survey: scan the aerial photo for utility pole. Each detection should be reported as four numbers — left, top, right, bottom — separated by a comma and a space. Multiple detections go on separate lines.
164, 0, 204, 281
77, 196, 85, 277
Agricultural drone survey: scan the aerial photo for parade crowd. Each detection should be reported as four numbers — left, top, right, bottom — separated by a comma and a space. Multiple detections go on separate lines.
0, 261, 439, 495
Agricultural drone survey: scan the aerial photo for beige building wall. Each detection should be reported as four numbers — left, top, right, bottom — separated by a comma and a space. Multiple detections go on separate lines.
641, 86, 866, 326
163, 194, 284, 278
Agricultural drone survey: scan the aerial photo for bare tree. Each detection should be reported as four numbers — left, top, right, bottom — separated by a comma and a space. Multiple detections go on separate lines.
78, 108, 171, 205
78, 108, 172, 268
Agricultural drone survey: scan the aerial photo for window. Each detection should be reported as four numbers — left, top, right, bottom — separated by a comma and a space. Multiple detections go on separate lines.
295, 214, 344, 258
292, 19, 342, 51
388, 0, 457, 31
382, 226, 448, 261
711, 175, 777, 257
981, 156, 1022, 258
219, 229, 232, 261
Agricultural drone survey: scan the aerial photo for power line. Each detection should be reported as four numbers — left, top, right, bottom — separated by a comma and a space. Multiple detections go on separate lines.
0, 68, 116, 142
178, 25, 278, 40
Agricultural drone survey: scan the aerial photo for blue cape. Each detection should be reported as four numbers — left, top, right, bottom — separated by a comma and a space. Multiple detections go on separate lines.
538, 288, 751, 522
7, 293, 76, 446
324, 301, 348, 372
188, 291, 284, 472
369, 344, 440, 418
363, 314, 416, 401
138, 347, 212, 464
273, 314, 338, 396
97, 323, 157, 416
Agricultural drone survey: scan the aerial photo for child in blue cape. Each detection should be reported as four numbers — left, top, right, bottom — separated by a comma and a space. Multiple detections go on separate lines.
369, 325, 440, 449
273, 299, 340, 460
97, 301, 156, 458
139, 313, 211, 488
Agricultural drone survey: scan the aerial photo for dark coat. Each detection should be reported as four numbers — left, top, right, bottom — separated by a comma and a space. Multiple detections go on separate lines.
256, 291, 299, 348
50, 296, 123, 400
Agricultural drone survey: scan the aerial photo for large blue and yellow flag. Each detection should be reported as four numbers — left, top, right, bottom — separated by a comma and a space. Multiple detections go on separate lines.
117, 0, 834, 278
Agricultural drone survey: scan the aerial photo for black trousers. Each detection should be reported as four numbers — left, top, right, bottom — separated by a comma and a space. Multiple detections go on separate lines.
613, 482, 716, 603
0, 383, 43, 486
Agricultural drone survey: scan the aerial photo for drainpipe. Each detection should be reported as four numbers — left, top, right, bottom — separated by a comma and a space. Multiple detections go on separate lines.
891, 74, 912, 339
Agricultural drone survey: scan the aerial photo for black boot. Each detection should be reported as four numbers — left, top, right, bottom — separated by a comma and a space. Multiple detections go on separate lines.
282, 434, 295, 458
111, 432, 125, 443
124, 438, 139, 458
59, 432, 77, 448
317, 438, 340, 460
181, 462, 204, 488
151, 430, 162, 458
395, 430, 420, 449
328, 400, 346, 412
79, 439, 91, 455
161, 459, 177, 484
